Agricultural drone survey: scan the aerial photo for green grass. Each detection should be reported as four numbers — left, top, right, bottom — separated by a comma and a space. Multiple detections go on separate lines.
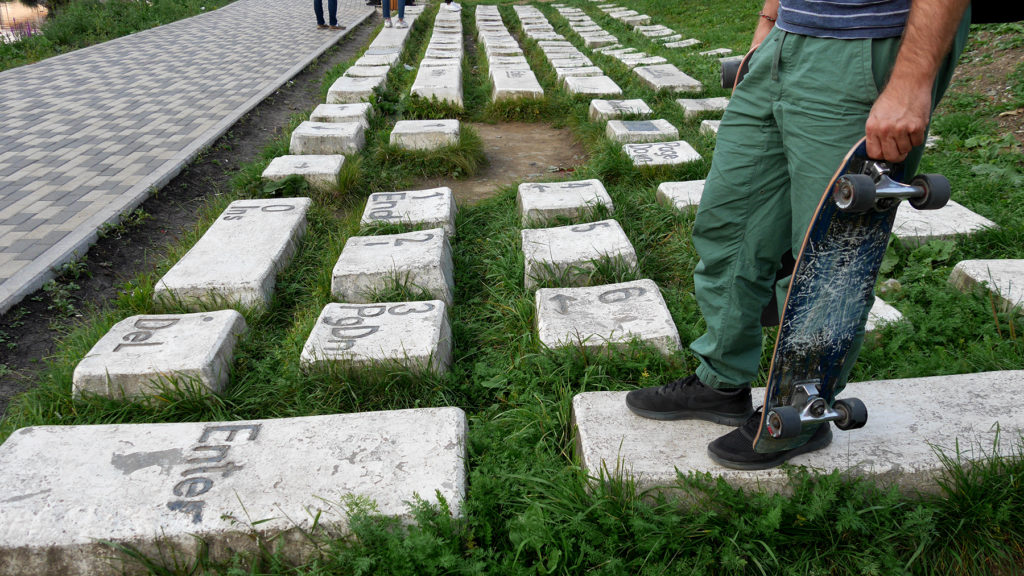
0, 0, 235, 72
2, 0, 1024, 574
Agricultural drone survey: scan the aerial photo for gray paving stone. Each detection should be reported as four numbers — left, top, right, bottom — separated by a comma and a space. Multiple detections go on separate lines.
309, 103, 373, 127
492, 69, 545, 101
536, 279, 681, 354
865, 296, 904, 333
606, 119, 679, 143
354, 52, 401, 66
360, 186, 457, 235
262, 154, 345, 192
300, 301, 452, 375
892, 200, 997, 246
634, 64, 703, 93
699, 119, 721, 136
565, 75, 623, 97
0, 408, 467, 575
573, 371, 1024, 494
390, 119, 460, 150
411, 65, 464, 107
665, 38, 701, 49
518, 179, 614, 225
0, 0, 376, 315
700, 48, 734, 56
677, 96, 730, 118
589, 99, 654, 121
154, 198, 311, 311
624, 140, 702, 167
656, 179, 704, 210
327, 74, 387, 104
522, 219, 638, 290
950, 259, 1024, 311
289, 121, 365, 155
344, 64, 392, 78
331, 228, 454, 305
557, 67, 606, 83
73, 311, 247, 399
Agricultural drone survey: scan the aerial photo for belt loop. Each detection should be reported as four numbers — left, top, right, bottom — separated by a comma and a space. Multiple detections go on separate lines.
771, 31, 784, 81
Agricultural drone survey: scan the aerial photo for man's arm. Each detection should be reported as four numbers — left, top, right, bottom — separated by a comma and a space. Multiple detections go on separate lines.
865, 0, 969, 162
752, 0, 779, 50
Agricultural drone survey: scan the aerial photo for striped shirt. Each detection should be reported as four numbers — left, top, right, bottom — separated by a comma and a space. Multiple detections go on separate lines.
776, 0, 910, 39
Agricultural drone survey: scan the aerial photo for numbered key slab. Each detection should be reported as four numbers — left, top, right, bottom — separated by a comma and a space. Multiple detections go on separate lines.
327, 75, 387, 104
624, 140, 702, 167
332, 228, 454, 305
309, 102, 373, 127
518, 179, 614, 226
606, 119, 679, 143
0, 408, 467, 576
261, 155, 345, 193
301, 301, 452, 375
677, 96, 729, 118
656, 179, 705, 211
154, 198, 311, 311
411, 66, 464, 107
634, 64, 702, 93
891, 200, 997, 247
360, 186, 457, 235
589, 98, 653, 122
699, 119, 721, 136
522, 219, 638, 291
950, 259, 1024, 312
289, 121, 365, 155
565, 75, 623, 97
390, 119, 460, 151
73, 311, 247, 399
492, 69, 545, 101
535, 279, 681, 355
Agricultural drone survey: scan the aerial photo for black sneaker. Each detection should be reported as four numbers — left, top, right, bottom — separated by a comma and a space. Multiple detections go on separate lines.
625, 374, 753, 426
708, 409, 832, 470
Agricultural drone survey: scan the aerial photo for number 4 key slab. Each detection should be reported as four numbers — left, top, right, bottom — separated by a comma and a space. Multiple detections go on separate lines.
753, 138, 951, 453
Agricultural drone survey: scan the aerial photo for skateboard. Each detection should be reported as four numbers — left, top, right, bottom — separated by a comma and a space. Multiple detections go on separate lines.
721, 48, 754, 90
752, 138, 951, 453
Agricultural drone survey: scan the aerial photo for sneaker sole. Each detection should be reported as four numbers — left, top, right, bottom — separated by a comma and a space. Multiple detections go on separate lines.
707, 428, 833, 471
626, 405, 753, 427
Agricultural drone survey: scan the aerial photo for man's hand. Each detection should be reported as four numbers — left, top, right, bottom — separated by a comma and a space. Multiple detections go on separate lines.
865, 81, 932, 162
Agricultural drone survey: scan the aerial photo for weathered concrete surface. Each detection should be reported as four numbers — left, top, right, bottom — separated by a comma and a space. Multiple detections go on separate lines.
700, 48, 733, 56
517, 179, 614, 226
556, 67, 605, 83
573, 371, 1024, 494
892, 200, 996, 246
865, 295, 904, 333
624, 140, 702, 167
261, 155, 345, 193
656, 179, 705, 211
665, 38, 701, 49
309, 102, 372, 127
289, 121, 365, 155
699, 119, 721, 136
154, 198, 311, 311
360, 187, 457, 235
390, 119, 460, 151
589, 99, 653, 122
677, 96, 729, 117
536, 279, 681, 355
327, 74, 387, 104
634, 64, 702, 93
0, 408, 467, 575
300, 301, 452, 375
411, 65, 464, 107
606, 119, 679, 143
565, 75, 623, 97
331, 228, 454, 305
522, 219, 638, 291
491, 69, 545, 101
73, 311, 246, 399
950, 259, 1024, 311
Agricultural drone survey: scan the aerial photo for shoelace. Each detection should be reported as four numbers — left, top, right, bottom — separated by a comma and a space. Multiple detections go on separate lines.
661, 375, 700, 393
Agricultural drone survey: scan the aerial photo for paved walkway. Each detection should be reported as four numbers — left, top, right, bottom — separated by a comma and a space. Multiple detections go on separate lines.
0, 0, 375, 315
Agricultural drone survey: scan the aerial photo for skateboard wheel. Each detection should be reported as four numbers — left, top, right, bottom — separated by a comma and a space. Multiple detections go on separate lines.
834, 174, 876, 213
909, 173, 951, 211
766, 406, 801, 439
833, 398, 868, 430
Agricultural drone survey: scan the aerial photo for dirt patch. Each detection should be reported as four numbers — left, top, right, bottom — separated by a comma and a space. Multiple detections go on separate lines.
412, 122, 589, 205
0, 21, 377, 417
950, 29, 1024, 143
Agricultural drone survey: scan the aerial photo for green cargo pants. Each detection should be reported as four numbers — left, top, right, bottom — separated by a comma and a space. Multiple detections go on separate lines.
691, 18, 970, 392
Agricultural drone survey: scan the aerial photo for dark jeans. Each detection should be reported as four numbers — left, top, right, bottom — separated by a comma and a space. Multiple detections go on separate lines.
314, 0, 337, 26
382, 0, 405, 20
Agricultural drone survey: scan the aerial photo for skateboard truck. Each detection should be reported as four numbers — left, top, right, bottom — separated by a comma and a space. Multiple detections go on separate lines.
765, 381, 868, 439
833, 160, 951, 214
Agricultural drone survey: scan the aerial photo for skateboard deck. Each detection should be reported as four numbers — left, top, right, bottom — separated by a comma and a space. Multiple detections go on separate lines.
752, 138, 948, 453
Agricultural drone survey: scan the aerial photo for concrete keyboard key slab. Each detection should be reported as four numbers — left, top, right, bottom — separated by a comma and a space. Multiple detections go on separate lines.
289, 121, 365, 155
522, 219, 638, 291
949, 259, 1024, 311
565, 75, 623, 97
606, 119, 679, 143
155, 198, 312, 311
624, 140, 702, 167
309, 102, 373, 127
589, 98, 654, 121
0, 408, 467, 575
665, 38, 701, 49
360, 187, 457, 235
891, 200, 996, 246
332, 228, 454, 305
390, 119, 460, 151
573, 371, 1024, 494
73, 310, 246, 400
411, 66, 464, 108
556, 67, 605, 83
492, 69, 545, 101
656, 179, 705, 210
677, 96, 730, 117
301, 301, 452, 375
327, 75, 387, 104
518, 179, 614, 225
536, 279, 681, 355
262, 155, 345, 193
634, 64, 703, 93
700, 119, 721, 136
